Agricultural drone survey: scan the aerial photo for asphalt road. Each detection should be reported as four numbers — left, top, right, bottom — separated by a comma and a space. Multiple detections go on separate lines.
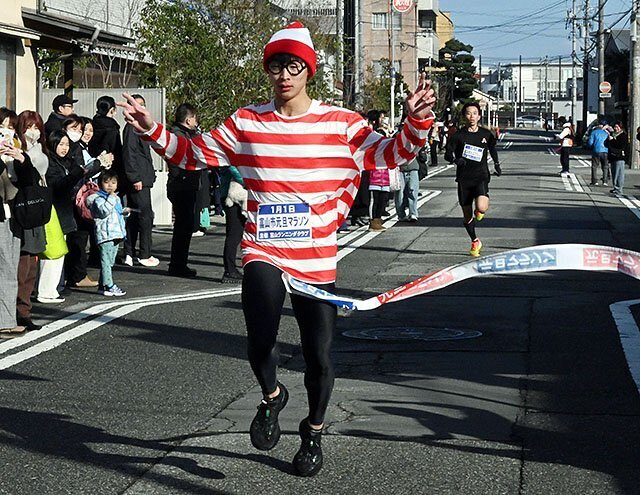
1, 128, 639, 495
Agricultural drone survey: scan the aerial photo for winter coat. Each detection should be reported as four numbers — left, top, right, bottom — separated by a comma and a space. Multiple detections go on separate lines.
400, 158, 420, 172
166, 123, 204, 193
44, 112, 65, 137
219, 166, 244, 200
87, 190, 126, 244
45, 153, 84, 234
606, 131, 628, 162
90, 115, 126, 190
587, 128, 609, 154
369, 168, 390, 189
123, 123, 156, 187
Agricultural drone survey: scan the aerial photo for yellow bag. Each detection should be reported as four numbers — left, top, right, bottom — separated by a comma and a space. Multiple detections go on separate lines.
40, 206, 68, 260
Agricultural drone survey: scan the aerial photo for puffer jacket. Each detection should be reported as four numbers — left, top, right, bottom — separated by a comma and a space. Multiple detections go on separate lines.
369, 168, 390, 188
86, 190, 126, 244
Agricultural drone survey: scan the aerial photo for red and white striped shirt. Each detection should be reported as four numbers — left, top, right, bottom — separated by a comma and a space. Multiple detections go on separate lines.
144, 99, 433, 283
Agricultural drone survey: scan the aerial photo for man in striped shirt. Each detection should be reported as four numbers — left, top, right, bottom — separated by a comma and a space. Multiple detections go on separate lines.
119, 21, 436, 477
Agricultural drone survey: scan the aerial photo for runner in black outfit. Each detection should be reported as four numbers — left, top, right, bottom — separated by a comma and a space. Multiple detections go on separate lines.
445, 102, 501, 257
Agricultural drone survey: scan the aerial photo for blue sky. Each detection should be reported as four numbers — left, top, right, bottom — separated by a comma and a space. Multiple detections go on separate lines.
440, 0, 632, 66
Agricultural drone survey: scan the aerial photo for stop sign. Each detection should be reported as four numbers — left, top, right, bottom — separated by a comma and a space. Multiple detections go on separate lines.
599, 81, 612, 93
392, 0, 413, 13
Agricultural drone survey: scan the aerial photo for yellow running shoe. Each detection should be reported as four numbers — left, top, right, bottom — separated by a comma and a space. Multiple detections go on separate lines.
470, 238, 482, 257
474, 210, 485, 221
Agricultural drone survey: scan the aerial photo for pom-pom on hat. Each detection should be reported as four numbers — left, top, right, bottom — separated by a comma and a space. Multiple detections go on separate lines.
263, 21, 317, 78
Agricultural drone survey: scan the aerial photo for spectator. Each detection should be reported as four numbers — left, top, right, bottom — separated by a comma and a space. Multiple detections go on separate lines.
44, 94, 77, 137
166, 103, 201, 278
394, 156, 420, 223
557, 120, 574, 177
587, 120, 610, 186
90, 96, 126, 194
87, 169, 128, 297
41, 130, 83, 303
607, 121, 628, 196
62, 115, 102, 288
368, 168, 390, 232
0, 109, 26, 337
428, 125, 439, 166
122, 94, 159, 268
219, 166, 246, 283
15, 110, 49, 329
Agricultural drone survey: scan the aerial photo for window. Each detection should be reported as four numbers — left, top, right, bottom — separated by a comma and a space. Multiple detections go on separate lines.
0, 39, 16, 109
418, 11, 436, 31
372, 12, 402, 30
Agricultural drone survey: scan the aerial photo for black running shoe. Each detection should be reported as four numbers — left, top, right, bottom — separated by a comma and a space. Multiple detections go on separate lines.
249, 382, 289, 451
293, 418, 323, 477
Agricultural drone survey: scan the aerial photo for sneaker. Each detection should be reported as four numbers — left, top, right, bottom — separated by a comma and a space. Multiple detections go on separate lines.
474, 210, 485, 222
470, 238, 482, 257
249, 382, 289, 451
37, 296, 65, 304
100, 284, 126, 297
17, 317, 42, 331
408, 215, 418, 223
137, 256, 160, 267
72, 275, 99, 288
124, 255, 134, 267
560, 171, 570, 177
191, 230, 205, 238
590, 182, 599, 186
221, 271, 243, 284
603, 182, 608, 186
293, 418, 324, 477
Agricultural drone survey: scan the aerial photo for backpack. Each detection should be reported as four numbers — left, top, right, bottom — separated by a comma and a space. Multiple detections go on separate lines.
75, 180, 100, 221
12, 184, 52, 229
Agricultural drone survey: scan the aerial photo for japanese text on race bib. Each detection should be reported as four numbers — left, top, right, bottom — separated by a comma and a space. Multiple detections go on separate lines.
462, 143, 484, 162
256, 203, 312, 242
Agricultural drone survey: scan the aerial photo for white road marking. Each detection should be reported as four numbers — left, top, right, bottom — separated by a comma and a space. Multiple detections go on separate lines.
610, 300, 640, 397
617, 195, 640, 221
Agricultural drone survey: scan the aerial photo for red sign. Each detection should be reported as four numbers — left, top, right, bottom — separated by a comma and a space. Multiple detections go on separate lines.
599, 81, 612, 93
392, 0, 413, 13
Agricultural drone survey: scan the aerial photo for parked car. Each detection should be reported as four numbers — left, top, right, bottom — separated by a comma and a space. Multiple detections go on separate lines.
515, 115, 544, 128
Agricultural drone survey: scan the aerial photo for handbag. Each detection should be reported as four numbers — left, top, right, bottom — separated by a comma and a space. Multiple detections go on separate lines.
12, 184, 52, 229
388, 167, 402, 192
40, 206, 69, 260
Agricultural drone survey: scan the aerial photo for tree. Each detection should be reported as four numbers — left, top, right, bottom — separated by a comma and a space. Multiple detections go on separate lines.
136, 0, 337, 128
434, 39, 477, 116
361, 59, 408, 116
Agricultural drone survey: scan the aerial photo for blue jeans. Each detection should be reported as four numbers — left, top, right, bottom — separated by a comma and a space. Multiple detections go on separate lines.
99, 240, 118, 288
394, 170, 420, 219
611, 159, 625, 194
591, 152, 609, 184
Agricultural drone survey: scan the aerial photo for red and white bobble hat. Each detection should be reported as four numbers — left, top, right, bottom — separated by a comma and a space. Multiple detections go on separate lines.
263, 21, 317, 78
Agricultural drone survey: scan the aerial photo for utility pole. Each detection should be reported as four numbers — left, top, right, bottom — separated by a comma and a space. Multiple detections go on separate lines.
631, 0, 640, 169
581, 0, 591, 135
597, 0, 606, 115
545, 56, 549, 125
570, 1, 578, 125
519, 55, 522, 113
389, 0, 396, 129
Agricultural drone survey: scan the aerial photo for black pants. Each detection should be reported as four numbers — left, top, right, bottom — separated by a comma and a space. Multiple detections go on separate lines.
223, 204, 245, 273
168, 188, 197, 270
430, 144, 438, 166
124, 187, 154, 259
242, 262, 336, 425
371, 190, 389, 219
65, 229, 89, 284
560, 147, 570, 173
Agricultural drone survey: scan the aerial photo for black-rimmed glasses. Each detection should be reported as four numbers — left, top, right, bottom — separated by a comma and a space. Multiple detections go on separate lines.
267, 59, 307, 76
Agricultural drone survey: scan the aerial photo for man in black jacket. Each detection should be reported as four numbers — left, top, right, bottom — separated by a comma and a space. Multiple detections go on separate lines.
44, 94, 77, 137
123, 94, 159, 268
166, 103, 203, 277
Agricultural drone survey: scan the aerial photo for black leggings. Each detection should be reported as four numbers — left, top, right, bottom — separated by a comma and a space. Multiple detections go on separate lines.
242, 261, 336, 425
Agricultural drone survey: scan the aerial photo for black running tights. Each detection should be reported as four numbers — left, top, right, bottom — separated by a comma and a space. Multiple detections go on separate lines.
242, 261, 336, 425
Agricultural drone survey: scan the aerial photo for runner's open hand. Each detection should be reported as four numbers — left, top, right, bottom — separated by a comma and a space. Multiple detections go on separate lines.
406, 72, 436, 120
117, 93, 154, 133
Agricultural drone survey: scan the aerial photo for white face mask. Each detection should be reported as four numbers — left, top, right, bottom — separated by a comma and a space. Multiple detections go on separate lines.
25, 128, 41, 142
67, 130, 82, 143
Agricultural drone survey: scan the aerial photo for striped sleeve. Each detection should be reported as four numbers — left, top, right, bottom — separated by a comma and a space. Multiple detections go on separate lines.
142, 114, 239, 170
348, 112, 434, 171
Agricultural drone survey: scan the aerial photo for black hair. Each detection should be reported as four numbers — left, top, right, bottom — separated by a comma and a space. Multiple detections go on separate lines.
99, 168, 119, 184
96, 95, 116, 116
366, 109, 381, 127
62, 114, 84, 131
81, 116, 93, 128
131, 94, 146, 105
174, 103, 197, 125
47, 130, 70, 157
0, 107, 18, 129
461, 102, 481, 115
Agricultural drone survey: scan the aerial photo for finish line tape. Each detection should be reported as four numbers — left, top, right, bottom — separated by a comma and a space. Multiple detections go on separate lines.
282, 244, 640, 311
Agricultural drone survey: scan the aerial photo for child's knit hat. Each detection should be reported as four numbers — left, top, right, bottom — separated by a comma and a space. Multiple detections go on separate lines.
263, 21, 317, 78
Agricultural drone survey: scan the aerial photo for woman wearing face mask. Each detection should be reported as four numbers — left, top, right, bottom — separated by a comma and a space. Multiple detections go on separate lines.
40, 131, 84, 303
14, 111, 50, 327
90, 96, 126, 195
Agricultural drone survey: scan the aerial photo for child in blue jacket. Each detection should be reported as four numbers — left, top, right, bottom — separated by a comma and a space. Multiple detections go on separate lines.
86, 169, 129, 296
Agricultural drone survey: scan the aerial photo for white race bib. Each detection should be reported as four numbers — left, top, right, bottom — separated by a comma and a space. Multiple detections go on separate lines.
256, 202, 312, 242
462, 143, 484, 162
